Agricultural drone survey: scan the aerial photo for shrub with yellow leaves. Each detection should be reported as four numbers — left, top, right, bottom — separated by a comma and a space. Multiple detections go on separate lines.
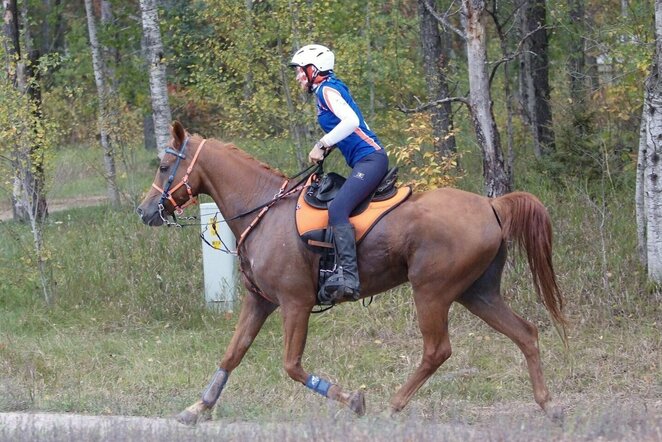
391, 112, 462, 192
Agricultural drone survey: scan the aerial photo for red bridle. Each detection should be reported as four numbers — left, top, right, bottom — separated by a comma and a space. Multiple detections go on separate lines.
152, 138, 208, 215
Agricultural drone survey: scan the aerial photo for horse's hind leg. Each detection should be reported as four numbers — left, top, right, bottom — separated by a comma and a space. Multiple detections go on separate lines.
457, 246, 561, 419
177, 291, 277, 425
390, 291, 452, 413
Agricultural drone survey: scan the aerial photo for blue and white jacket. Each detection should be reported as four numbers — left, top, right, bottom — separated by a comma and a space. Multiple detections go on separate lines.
315, 75, 384, 168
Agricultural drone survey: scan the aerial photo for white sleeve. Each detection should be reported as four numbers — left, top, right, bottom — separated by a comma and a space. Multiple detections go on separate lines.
319, 86, 360, 148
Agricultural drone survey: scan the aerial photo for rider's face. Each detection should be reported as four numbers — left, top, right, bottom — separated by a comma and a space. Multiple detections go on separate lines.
295, 66, 310, 91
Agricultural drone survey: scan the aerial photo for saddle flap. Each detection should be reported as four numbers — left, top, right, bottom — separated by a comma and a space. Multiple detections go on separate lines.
376, 167, 398, 195
317, 172, 346, 202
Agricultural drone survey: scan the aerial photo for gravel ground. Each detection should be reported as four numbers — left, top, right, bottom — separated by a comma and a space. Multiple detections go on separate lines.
1, 401, 660, 442
0, 412, 488, 442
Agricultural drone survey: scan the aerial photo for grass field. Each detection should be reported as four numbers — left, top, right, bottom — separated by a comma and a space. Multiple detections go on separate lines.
0, 143, 660, 440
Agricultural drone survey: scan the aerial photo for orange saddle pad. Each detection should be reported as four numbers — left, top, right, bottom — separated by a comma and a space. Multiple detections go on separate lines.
295, 176, 412, 250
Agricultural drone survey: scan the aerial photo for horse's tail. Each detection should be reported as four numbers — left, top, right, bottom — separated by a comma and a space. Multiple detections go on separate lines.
491, 192, 569, 338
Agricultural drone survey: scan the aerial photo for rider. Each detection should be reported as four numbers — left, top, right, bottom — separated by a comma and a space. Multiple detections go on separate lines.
290, 44, 388, 303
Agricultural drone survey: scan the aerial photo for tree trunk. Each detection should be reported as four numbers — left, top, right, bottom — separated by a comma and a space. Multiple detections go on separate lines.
2, 0, 19, 83
19, 17, 48, 222
4, 0, 53, 303
84, 0, 121, 207
462, 0, 510, 197
100, 0, 122, 207
4, 0, 22, 220
140, 0, 171, 158
365, 1, 375, 120
519, 0, 555, 158
501, 41, 516, 192
24, 48, 48, 220
40, 0, 64, 54
636, 108, 647, 265
143, 113, 157, 150
53, 0, 65, 53
243, 0, 254, 101
5, 0, 48, 222
637, 0, 662, 283
567, 0, 586, 106
418, 0, 456, 157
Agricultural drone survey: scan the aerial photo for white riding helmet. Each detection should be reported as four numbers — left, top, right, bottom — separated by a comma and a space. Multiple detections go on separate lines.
289, 44, 335, 72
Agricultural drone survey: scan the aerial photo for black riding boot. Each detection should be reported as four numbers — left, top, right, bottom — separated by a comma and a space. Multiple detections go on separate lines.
319, 223, 360, 303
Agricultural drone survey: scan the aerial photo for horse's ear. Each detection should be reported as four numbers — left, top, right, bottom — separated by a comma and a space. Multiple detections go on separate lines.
171, 121, 187, 150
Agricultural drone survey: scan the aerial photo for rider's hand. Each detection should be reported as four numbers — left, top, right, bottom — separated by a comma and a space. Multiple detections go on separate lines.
308, 140, 327, 164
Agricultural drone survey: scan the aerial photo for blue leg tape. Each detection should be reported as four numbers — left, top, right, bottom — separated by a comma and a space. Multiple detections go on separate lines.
201, 368, 229, 406
305, 374, 332, 397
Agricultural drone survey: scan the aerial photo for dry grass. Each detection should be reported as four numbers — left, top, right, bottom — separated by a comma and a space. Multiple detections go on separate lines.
1, 285, 659, 440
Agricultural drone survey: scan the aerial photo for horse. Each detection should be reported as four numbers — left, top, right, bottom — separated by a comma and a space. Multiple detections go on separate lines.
137, 121, 568, 424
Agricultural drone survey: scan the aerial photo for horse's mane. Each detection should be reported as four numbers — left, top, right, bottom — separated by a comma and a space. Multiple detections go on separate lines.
194, 133, 287, 179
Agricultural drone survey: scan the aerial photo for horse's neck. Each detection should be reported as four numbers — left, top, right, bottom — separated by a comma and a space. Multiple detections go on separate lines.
199, 140, 286, 236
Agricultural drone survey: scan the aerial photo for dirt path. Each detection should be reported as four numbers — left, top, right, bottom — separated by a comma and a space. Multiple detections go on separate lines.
0, 411, 486, 442
1, 400, 660, 442
0, 196, 108, 222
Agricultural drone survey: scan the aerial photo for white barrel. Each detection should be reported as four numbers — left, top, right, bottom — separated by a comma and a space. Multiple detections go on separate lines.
200, 202, 237, 311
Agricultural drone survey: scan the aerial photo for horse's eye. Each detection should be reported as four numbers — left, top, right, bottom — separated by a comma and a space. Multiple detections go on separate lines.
159, 165, 169, 173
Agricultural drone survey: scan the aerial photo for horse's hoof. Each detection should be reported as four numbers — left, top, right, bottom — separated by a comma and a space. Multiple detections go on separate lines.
544, 403, 564, 424
176, 409, 199, 426
176, 406, 212, 426
348, 390, 366, 416
380, 408, 396, 420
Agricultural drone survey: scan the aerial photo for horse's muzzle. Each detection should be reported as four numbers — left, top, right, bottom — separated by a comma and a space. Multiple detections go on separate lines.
136, 206, 164, 226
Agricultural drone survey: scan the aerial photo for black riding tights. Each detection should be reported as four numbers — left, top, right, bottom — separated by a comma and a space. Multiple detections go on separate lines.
328, 150, 388, 226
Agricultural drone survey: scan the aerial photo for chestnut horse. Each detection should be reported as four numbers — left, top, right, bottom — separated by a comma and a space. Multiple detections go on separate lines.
137, 121, 567, 424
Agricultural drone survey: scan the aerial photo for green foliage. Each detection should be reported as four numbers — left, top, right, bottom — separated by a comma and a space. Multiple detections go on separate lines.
5, 0, 654, 193
0, 41, 62, 301
543, 0, 653, 186
161, 0, 424, 143
0, 57, 58, 176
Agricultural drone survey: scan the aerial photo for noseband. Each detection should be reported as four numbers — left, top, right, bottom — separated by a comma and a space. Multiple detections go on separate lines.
152, 137, 207, 220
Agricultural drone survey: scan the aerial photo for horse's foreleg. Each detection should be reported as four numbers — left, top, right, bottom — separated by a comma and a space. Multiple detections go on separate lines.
177, 291, 277, 425
281, 304, 366, 416
389, 294, 452, 413
458, 292, 562, 420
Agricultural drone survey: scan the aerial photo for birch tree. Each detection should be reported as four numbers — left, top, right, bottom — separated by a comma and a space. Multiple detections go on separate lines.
2, 0, 54, 303
140, 0, 171, 158
84, 0, 121, 207
462, 0, 510, 196
2, 0, 19, 81
636, 0, 662, 283
4, 0, 48, 221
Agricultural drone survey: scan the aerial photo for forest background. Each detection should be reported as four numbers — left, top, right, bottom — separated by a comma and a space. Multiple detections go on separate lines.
0, 0, 660, 440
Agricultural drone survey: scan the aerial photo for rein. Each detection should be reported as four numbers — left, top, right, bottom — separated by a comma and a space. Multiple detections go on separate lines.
155, 140, 321, 253
152, 149, 364, 312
